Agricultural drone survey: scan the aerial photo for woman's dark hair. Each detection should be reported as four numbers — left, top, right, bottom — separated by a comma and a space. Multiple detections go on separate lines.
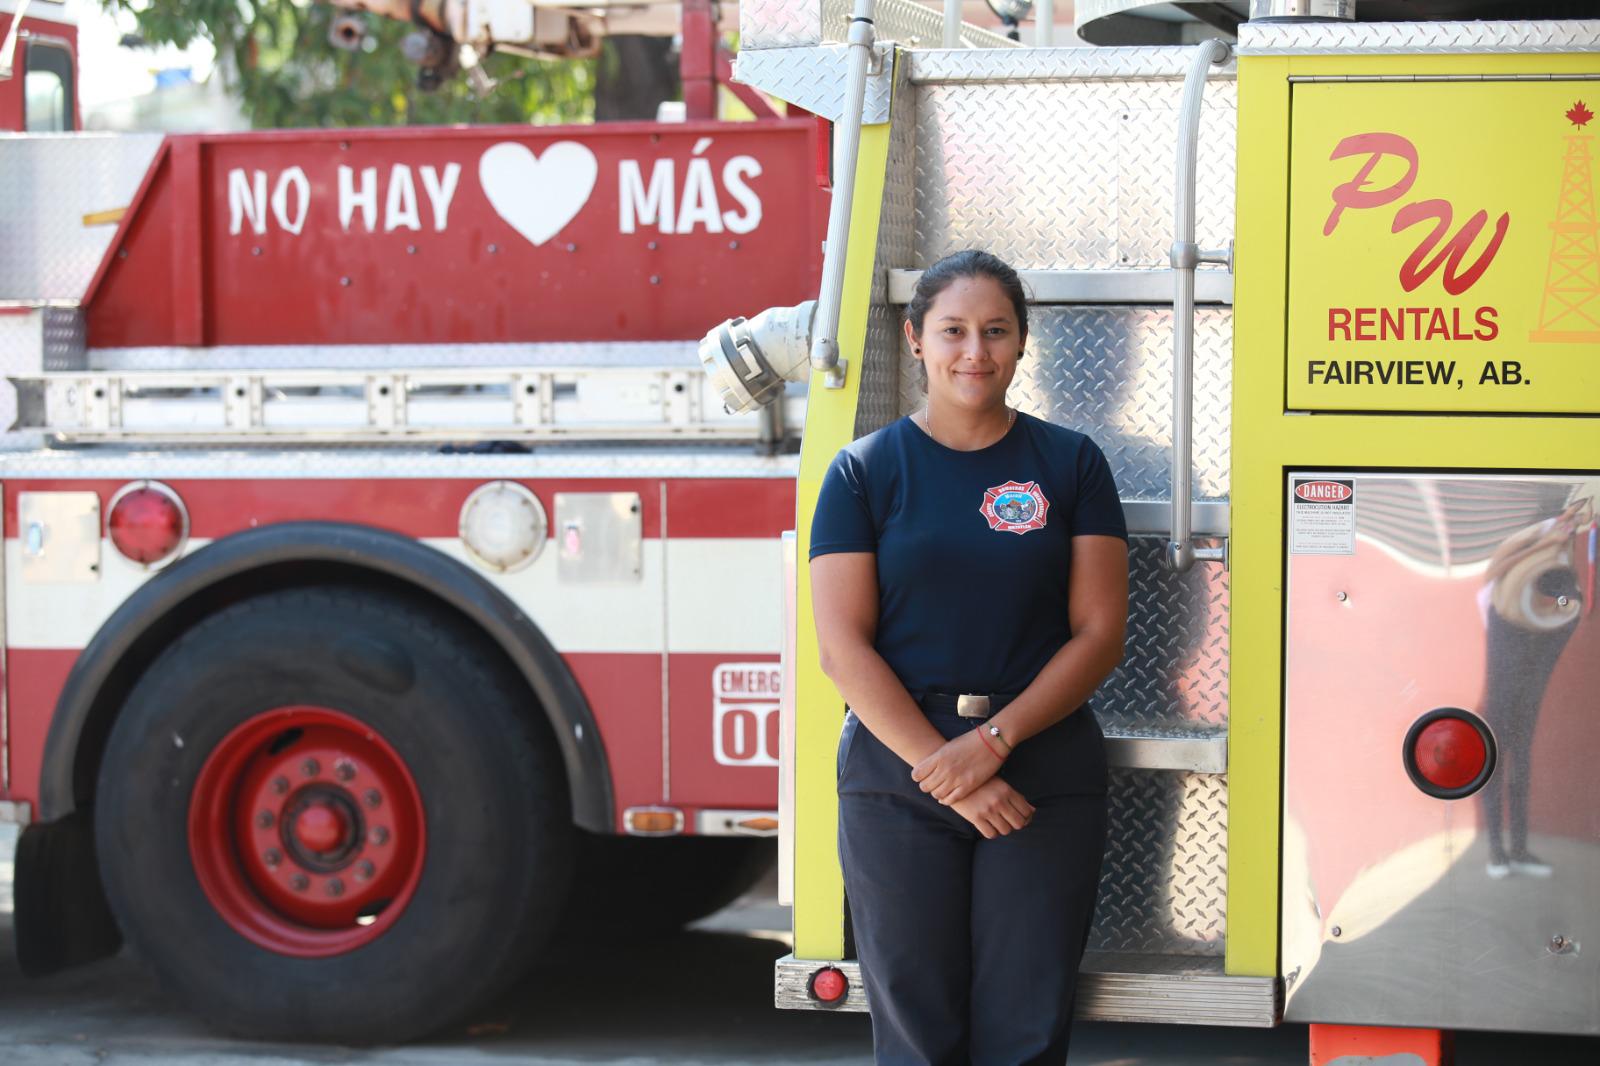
905, 250, 1028, 341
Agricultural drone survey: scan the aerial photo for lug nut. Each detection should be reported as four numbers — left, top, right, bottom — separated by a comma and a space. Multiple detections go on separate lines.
290, 873, 309, 892
335, 759, 357, 782
302, 758, 321, 777
370, 826, 390, 846
356, 860, 376, 881
256, 810, 275, 829
264, 849, 282, 867
364, 788, 382, 809
327, 878, 345, 897
272, 776, 290, 795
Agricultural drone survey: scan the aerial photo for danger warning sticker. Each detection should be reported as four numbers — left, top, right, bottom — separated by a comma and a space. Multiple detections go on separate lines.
1290, 478, 1356, 555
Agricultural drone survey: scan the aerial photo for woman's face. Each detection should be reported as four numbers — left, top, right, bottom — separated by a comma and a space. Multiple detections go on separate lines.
906, 274, 1023, 413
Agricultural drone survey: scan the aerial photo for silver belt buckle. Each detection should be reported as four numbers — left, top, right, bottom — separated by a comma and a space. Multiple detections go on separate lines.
956, 693, 991, 719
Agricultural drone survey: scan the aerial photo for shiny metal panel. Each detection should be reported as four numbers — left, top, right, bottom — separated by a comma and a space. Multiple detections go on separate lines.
0, 443, 801, 481
852, 58, 915, 439
908, 45, 1236, 83
733, 44, 895, 124
1094, 768, 1228, 956
1282, 472, 1600, 1034
1101, 537, 1230, 738
88, 340, 701, 371
739, 0, 823, 50
1106, 735, 1227, 773
553, 492, 643, 583
17, 491, 100, 584
821, 0, 1018, 49
0, 134, 164, 301
775, 947, 1274, 1023
899, 307, 1231, 501
912, 79, 1235, 270
41, 308, 85, 371
1238, 19, 1600, 56
888, 267, 1233, 305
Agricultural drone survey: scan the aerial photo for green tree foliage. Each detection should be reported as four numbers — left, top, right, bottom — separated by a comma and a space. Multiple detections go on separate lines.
106, 1, 596, 128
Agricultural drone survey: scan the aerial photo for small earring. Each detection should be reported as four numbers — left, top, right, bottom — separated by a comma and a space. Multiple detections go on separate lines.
914, 347, 921, 354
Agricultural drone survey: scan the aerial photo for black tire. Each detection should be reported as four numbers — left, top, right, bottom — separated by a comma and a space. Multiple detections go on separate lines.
564, 832, 775, 938
94, 585, 573, 1043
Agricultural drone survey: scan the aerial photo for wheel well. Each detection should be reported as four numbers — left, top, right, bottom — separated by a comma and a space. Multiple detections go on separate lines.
43, 524, 614, 834
69, 561, 564, 805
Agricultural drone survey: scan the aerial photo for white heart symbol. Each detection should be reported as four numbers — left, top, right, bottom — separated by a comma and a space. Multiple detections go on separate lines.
478, 141, 598, 247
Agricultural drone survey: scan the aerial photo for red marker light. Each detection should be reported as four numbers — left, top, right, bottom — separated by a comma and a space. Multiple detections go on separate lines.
1403, 710, 1495, 799
809, 967, 848, 1004
108, 482, 188, 566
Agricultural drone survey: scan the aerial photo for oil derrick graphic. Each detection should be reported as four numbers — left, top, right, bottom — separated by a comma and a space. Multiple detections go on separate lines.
1530, 100, 1600, 343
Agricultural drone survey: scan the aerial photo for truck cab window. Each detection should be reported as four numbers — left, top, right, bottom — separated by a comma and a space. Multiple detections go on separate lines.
24, 39, 72, 131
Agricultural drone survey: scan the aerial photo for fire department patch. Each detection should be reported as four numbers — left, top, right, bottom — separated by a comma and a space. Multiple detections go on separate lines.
980, 480, 1050, 535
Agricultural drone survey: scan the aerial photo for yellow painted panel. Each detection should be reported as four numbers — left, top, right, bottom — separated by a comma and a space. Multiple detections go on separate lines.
1287, 81, 1600, 413
791, 114, 895, 962
1229, 53, 1292, 980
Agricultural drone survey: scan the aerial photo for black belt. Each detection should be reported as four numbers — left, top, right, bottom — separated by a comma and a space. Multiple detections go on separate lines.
917, 692, 1017, 719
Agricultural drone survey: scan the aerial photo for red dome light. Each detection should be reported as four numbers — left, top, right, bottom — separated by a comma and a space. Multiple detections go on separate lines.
809, 966, 847, 1003
1403, 709, 1495, 799
1412, 718, 1486, 791
108, 482, 188, 566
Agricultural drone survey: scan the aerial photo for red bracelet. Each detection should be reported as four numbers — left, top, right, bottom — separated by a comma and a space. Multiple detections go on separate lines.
977, 728, 1007, 761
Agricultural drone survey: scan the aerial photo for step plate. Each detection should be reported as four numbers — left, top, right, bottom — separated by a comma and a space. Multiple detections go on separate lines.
774, 952, 1280, 1027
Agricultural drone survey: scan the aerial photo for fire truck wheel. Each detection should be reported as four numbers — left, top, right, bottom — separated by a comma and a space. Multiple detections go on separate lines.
565, 833, 775, 936
93, 586, 574, 1043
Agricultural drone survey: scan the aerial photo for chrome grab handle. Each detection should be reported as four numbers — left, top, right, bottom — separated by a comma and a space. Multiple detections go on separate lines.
1166, 39, 1232, 574
809, 0, 879, 390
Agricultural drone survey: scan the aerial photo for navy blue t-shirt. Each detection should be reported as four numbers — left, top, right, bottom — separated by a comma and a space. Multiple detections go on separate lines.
810, 411, 1127, 698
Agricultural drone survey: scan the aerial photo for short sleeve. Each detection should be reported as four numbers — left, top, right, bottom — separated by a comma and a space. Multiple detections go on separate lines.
809, 450, 878, 559
1070, 440, 1128, 541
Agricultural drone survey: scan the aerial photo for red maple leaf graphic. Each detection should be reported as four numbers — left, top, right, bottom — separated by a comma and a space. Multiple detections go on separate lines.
1568, 100, 1594, 128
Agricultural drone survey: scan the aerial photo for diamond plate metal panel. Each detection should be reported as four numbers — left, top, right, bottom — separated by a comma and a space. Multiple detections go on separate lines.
823, 0, 1019, 49
914, 79, 1235, 270
1091, 768, 1227, 956
739, 0, 823, 50
908, 45, 1237, 83
1238, 18, 1600, 56
733, 45, 895, 124
899, 307, 1231, 500
0, 134, 164, 301
853, 60, 916, 438
1098, 536, 1228, 738
41, 308, 85, 372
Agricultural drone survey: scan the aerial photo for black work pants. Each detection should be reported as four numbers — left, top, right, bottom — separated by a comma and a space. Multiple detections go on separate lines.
837, 709, 1108, 1066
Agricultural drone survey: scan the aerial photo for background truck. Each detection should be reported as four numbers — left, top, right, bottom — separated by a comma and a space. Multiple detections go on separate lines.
1, 0, 828, 1042
701, 2, 1599, 1064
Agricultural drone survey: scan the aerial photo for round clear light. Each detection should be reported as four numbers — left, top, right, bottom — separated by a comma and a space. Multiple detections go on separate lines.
459, 481, 547, 573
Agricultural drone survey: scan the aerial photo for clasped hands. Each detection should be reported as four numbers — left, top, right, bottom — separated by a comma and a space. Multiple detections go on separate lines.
910, 729, 1034, 839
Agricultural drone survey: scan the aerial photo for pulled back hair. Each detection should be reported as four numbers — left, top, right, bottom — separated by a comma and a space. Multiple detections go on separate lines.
905, 250, 1029, 342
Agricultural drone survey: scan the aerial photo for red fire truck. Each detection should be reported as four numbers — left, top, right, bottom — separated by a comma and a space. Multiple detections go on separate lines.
1, 0, 825, 1041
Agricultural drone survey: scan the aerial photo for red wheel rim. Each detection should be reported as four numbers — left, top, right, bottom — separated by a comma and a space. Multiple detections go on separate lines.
188, 706, 426, 957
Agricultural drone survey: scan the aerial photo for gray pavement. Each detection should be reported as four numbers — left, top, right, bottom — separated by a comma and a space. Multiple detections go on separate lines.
0, 825, 1595, 1064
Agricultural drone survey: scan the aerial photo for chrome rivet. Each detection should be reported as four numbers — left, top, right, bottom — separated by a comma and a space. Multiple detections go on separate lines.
487, 243, 499, 254
1551, 935, 1566, 950
647, 240, 658, 251
728, 240, 739, 250
264, 849, 282, 867
370, 826, 390, 846
327, 878, 345, 897
335, 760, 357, 782
1335, 591, 1348, 603
356, 860, 376, 881
272, 776, 290, 795
1557, 595, 1571, 609
649, 275, 661, 285
339, 276, 351, 287
256, 811, 274, 829
1331, 926, 1342, 938
302, 758, 321, 777
251, 246, 263, 257
364, 789, 382, 808
406, 244, 417, 254
290, 873, 309, 892
566, 242, 577, 252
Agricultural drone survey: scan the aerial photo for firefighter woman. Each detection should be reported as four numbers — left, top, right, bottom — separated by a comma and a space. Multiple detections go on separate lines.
809, 249, 1130, 1065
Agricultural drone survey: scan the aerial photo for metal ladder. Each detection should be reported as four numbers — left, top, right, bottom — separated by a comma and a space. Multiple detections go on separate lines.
11, 365, 792, 445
